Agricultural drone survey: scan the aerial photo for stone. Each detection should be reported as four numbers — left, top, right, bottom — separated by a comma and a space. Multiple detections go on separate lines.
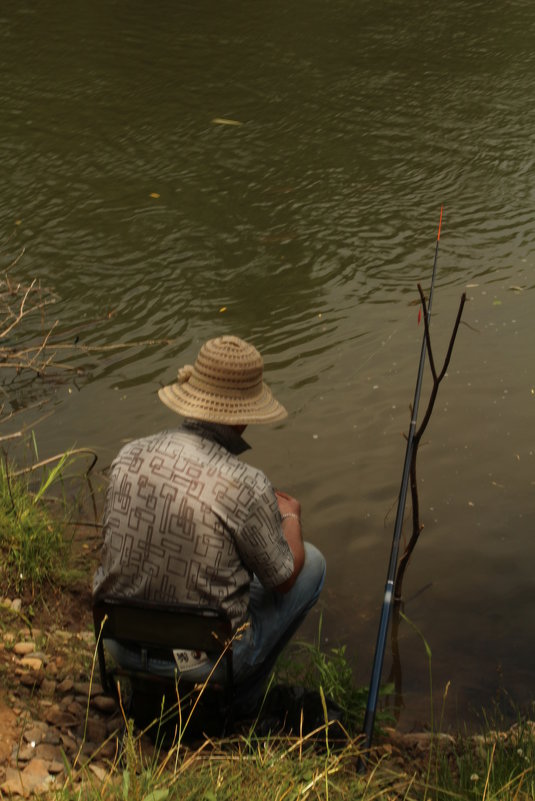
89, 764, 108, 782
74, 681, 92, 696
91, 695, 117, 714
106, 715, 123, 735
41, 678, 57, 695
60, 733, 78, 754
15, 743, 37, 761
1, 768, 27, 798
19, 657, 43, 671
48, 760, 64, 775
23, 726, 44, 745
13, 642, 36, 656
11, 599, 22, 612
3, 758, 55, 796
66, 701, 84, 717
59, 694, 75, 708
18, 671, 44, 688
86, 718, 108, 744
36, 742, 63, 761
57, 678, 74, 694
43, 727, 61, 745
45, 707, 78, 729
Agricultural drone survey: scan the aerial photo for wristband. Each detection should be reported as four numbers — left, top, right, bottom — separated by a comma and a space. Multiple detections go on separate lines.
281, 513, 300, 523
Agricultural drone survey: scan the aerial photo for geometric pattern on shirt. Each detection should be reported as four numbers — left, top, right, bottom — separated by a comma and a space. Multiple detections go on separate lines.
93, 425, 294, 629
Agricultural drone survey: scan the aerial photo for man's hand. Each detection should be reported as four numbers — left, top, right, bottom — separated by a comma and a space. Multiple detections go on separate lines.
275, 490, 301, 519
274, 490, 305, 594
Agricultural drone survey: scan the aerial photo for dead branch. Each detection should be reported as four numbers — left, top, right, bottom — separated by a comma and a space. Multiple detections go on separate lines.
10, 447, 98, 478
393, 289, 466, 602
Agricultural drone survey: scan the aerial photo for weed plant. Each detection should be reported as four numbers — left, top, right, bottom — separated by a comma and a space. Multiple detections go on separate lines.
274, 618, 393, 734
0, 454, 69, 595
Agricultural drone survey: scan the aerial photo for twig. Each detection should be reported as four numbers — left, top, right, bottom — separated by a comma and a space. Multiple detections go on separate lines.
10, 448, 98, 478
393, 291, 466, 602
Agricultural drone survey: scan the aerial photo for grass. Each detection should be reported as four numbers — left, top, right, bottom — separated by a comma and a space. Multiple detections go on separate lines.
274, 617, 393, 735
0, 450, 71, 596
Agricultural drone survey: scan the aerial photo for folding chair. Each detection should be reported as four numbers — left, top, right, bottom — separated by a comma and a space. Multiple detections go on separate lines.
92, 597, 235, 732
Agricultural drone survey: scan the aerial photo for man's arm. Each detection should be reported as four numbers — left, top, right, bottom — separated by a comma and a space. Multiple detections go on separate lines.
274, 490, 305, 594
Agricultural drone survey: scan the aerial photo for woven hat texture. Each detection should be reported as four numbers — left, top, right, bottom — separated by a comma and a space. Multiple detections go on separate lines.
158, 335, 287, 425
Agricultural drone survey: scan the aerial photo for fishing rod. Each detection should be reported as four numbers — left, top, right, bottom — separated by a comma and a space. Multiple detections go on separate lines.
361, 206, 443, 760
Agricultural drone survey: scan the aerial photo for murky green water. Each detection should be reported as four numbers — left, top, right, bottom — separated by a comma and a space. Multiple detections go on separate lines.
2, 0, 534, 727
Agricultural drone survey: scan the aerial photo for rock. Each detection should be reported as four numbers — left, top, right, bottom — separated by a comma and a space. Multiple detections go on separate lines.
41, 678, 57, 695
66, 701, 84, 717
57, 678, 74, 694
36, 742, 63, 761
45, 707, 78, 729
86, 718, 108, 744
18, 671, 44, 688
11, 599, 22, 612
91, 695, 117, 714
13, 642, 36, 656
48, 760, 64, 775
100, 739, 118, 759
43, 728, 61, 746
20, 657, 43, 671
1, 768, 27, 798
3, 758, 55, 796
106, 715, 123, 735
23, 726, 45, 746
59, 694, 75, 709
60, 733, 78, 754
89, 763, 109, 782
15, 743, 37, 762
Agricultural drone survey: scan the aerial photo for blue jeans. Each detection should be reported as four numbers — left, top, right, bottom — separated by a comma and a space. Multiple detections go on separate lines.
105, 543, 326, 706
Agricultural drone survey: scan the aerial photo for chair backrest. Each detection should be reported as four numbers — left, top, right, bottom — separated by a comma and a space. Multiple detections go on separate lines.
93, 597, 234, 697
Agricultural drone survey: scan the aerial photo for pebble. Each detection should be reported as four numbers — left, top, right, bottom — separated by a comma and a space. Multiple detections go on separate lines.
41, 678, 56, 694
91, 695, 117, 714
36, 742, 63, 761
11, 599, 22, 612
23, 726, 45, 745
20, 657, 44, 671
57, 678, 74, 694
14, 641, 36, 656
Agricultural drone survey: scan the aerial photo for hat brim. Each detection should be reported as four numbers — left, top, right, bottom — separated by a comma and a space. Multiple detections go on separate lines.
158, 381, 288, 425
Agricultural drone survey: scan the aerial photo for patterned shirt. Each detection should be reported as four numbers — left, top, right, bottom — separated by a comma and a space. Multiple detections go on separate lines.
92, 420, 294, 629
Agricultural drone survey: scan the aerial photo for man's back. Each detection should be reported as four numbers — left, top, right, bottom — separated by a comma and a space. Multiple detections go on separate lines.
93, 421, 293, 628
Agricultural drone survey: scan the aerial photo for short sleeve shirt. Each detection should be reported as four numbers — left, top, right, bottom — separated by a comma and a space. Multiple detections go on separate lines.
92, 421, 294, 629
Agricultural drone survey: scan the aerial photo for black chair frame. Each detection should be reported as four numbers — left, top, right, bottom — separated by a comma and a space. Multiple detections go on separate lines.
93, 597, 235, 727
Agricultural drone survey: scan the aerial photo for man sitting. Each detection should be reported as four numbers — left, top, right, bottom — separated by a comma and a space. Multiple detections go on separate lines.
92, 335, 326, 711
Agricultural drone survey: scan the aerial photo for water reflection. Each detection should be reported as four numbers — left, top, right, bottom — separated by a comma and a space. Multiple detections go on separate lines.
2, 0, 535, 727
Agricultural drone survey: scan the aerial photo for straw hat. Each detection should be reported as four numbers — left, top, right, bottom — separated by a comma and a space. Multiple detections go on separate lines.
158, 336, 288, 425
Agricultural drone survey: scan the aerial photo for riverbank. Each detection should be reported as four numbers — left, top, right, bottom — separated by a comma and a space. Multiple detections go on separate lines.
1, 585, 535, 800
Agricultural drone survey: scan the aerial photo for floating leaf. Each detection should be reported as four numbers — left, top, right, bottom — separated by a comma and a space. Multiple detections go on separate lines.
508, 285, 524, 292
212, 117, 242, 126
466, 283, 479, 288
492, 299, 502, 306
149, 192, 160, 198
219, 306, 227, 313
